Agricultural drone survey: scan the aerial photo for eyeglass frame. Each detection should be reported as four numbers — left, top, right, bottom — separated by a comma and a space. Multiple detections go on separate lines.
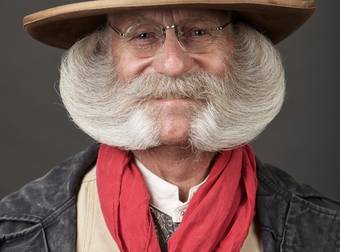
107, 17, 234, 53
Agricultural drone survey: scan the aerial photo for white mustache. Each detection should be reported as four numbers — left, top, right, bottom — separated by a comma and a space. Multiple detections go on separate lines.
115, 72, 225, 104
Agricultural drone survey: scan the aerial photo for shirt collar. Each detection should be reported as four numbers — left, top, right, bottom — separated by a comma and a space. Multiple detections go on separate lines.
135, 158, 207, 222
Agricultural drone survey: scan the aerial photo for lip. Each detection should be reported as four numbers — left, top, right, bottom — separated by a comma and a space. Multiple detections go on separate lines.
153, 98, 190, 101
150, 98, 193, 105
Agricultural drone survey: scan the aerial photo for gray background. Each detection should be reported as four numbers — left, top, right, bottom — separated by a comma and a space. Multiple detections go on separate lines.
0, 1, 339, 199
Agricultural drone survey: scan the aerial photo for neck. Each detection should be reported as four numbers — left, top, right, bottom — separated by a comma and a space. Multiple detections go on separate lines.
132, 145, 216, 202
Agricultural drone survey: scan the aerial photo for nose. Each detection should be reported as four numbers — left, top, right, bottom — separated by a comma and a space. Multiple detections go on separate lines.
152, 30, 195, 77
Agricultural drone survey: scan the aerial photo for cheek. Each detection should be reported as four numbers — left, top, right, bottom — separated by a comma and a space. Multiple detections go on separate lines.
188, 54, 226, 78
205, 56, 228, 77
191, 45, 233, 78
116, 55, 141, 81
116, 54, 156, 82
112, 41, 152, 82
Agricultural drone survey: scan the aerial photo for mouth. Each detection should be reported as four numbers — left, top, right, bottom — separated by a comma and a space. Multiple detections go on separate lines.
147, 98, 192, 105
149, 97, 206, 106
139, 95, 206, 104
134, 95, 207, 110
152, 97, 192, 102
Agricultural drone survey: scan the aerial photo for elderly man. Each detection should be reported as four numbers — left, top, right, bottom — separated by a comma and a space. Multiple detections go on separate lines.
1, 0, 340, 251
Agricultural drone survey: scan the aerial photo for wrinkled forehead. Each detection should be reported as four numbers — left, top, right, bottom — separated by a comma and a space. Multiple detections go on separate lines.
108, 7, 230, 25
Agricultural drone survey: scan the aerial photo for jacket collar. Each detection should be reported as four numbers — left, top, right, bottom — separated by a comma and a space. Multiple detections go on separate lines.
0, 143, 287, 242
0, 143, 99, 221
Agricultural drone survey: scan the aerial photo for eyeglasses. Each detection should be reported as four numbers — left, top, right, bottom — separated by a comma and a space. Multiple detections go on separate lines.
108, 18, 232, 58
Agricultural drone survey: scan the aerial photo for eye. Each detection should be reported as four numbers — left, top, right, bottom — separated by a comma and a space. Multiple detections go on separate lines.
181, 25, 212, 41
135, 32, 156, 40
127, 25, 162, 45
129, 30, 160, 47
191, 28, 209, 37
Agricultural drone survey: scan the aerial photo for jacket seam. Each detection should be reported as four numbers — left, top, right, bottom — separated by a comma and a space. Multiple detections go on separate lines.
41, 224, 49, 252
258, 226, 282, 240
0, 196, 76, 243
0, 215, 41, 223
256, 190, 289, 239
41, 196, 76, 228
280, 195, 292, 252
0, 222, 43, 243
336, 212, 340, 252
0, 198, 75, 248
291, 195, 340, 219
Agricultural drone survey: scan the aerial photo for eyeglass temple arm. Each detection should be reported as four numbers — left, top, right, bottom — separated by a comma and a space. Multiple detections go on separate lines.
217, 12, 239, 30
108, 22, 125, 37
217, 20, 233, 31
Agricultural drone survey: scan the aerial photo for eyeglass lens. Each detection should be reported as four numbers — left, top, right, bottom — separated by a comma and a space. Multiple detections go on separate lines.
120, 19, 229, 58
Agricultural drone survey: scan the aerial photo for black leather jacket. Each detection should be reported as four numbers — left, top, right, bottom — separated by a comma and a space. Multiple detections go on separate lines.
0, 144, 340, 251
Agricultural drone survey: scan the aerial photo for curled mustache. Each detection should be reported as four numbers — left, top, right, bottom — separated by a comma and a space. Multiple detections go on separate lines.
114, 72, 227, 105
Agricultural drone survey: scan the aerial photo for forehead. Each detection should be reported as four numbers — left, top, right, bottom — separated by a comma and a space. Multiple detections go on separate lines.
108, 7, 229, 24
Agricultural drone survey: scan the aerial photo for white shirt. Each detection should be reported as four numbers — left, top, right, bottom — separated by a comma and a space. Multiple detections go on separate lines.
135, 159, 207, 223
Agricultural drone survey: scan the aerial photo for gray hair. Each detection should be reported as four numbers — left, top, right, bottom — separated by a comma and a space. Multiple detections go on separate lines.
59, 23, 285, 151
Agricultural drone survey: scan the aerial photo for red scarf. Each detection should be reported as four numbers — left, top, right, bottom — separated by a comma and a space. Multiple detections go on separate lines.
96, 144, 257, 252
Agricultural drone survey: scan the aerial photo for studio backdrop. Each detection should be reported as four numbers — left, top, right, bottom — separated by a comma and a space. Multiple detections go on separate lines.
0, 0, 339, 199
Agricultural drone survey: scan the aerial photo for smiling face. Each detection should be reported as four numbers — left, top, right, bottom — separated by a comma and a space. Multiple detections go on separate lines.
59, 7, 285, 151
109, 8, 233, 145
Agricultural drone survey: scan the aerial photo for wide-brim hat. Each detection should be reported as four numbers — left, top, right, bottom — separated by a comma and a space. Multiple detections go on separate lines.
23, 0, 315, 49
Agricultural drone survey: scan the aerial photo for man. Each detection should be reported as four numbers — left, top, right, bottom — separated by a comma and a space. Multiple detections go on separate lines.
1, 0, 339, 251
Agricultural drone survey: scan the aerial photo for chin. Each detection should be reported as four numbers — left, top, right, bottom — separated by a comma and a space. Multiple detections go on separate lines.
159, 132, 190, 146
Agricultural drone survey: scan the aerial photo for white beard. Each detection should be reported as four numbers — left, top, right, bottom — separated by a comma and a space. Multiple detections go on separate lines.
59, 24, 286, 151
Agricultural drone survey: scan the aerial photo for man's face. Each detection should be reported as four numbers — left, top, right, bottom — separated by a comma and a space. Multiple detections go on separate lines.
59, 8, 285, 151
109, 8, 233, 145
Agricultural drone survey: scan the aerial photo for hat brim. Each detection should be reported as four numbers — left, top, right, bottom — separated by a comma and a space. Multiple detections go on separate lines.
23, 0, 316, 49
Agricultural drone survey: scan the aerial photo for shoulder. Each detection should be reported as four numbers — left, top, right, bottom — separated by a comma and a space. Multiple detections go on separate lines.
256, 158, 340, 210
256, 158, 340, 251
0, 143, 99, 241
